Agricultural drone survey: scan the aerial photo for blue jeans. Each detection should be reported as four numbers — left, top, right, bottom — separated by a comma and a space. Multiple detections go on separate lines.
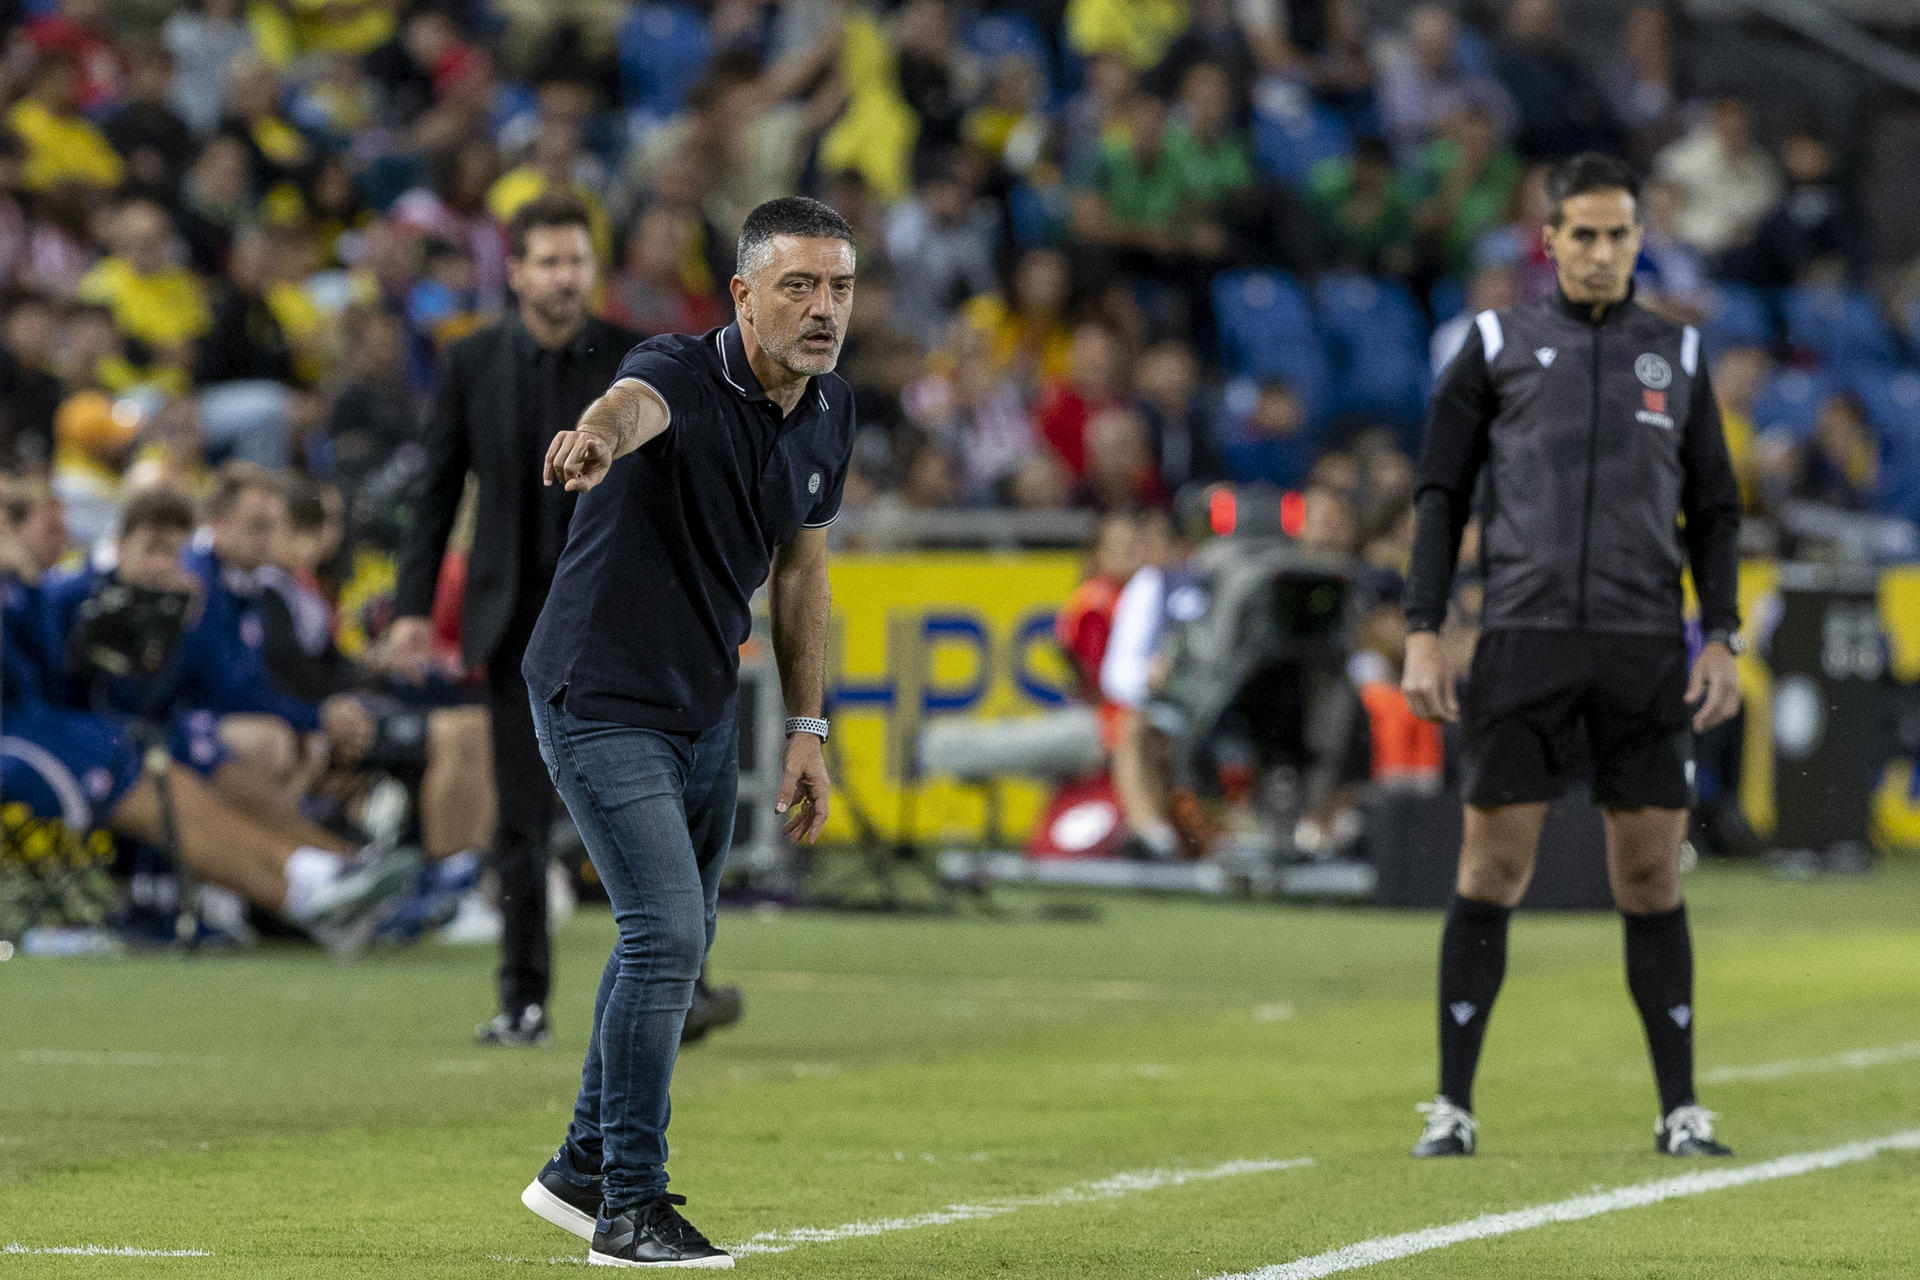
529, 691, 737, 1210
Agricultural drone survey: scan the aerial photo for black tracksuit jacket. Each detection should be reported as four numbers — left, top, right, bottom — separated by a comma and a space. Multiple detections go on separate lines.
1404, 287, 1742, 639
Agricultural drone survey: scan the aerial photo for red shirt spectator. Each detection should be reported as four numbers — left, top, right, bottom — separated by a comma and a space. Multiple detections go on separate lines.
26, 2, 126, 114
1038, 320, 1127, 476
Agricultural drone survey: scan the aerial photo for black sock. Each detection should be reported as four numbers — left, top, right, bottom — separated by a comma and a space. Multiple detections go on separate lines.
1623, 903, 1696, 1116
1437, 894, 1511, 1114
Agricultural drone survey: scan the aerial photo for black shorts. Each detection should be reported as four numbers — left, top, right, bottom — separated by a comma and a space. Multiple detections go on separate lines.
1460, 629, 1692, 811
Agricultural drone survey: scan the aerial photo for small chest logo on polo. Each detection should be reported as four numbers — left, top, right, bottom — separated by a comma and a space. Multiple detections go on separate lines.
808, 471, 822, 495
1535, 347, 1556, 367
1635, 353, 1672, 389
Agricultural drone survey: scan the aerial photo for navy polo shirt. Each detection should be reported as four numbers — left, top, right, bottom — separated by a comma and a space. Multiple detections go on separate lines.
521, 322, 854, 733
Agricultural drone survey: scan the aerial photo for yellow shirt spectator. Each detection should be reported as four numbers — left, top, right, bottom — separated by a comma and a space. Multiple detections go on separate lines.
1065, 0, 1189, 70
487, 168, 613, 262
78, 258, 214, 353
9, 99, 124, 192
961, 293, 1073, 382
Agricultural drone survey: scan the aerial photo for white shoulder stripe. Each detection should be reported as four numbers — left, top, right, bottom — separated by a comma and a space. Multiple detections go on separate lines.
1474, 311, 1504, 362
1680, 325, 1700, 376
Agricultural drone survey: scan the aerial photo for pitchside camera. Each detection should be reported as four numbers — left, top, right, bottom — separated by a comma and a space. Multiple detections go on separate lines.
64, 580, 193, 685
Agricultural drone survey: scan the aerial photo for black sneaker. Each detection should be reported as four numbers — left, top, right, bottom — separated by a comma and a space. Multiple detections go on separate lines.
590, 1194, 733, 1269
521, 1152, 602, 1242
681, 979, 744, 1047
1411, 1097, 1476, 1157
476, 1003, 552, 1047
1657, 1104, 1734, 1156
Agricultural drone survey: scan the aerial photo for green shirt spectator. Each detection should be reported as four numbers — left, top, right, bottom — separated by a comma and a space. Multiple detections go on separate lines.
1409, 104, 1523, 277
1307, 138, 1417, 275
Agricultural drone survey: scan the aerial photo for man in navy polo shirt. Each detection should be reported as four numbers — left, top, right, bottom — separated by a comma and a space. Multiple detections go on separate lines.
514, 197, 854, 1269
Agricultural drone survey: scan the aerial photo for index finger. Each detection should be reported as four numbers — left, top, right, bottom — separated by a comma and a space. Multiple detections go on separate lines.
544, 432, 571, 485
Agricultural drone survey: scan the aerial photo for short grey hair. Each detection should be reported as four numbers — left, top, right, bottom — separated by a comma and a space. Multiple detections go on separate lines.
735, 196, 856, 284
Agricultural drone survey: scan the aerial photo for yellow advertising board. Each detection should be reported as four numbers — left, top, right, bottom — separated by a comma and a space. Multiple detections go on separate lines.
826, 553, 1920, 852
824, 551, 1084, 845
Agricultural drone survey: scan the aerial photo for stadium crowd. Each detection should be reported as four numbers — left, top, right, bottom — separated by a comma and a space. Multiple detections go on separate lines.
3, 0, 1919, 936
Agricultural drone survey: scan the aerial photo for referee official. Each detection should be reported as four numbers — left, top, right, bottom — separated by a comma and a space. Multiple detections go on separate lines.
513, 197, 855, 1268
1401, 154, 1743, 1160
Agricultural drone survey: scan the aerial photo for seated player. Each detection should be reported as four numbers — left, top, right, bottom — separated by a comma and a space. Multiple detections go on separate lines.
1, 511, 415, 951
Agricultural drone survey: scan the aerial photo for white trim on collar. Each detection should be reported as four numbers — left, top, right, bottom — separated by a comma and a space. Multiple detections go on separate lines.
715, 330, 749, 397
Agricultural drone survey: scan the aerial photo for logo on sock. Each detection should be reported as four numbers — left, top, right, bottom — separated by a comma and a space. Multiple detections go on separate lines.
1450, 1001, 1477, 1026
1669, 1004, 1692, 1029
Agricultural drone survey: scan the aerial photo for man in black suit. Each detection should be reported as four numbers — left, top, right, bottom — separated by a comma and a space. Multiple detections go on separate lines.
386, 194, 639, 1044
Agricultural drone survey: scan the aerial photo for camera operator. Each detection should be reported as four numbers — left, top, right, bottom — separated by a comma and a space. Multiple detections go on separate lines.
36, 486, 371, 854
1, 494, 416, 950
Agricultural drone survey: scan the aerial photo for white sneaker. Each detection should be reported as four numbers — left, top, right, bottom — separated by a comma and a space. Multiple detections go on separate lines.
1411, 1097, 1477, 1157
437, 888, 503, 945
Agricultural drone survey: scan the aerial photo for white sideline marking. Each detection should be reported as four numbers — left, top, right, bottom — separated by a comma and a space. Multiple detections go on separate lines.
1213, 1128, 1920, 1280
4, 1243, 212, 1258
729, 1157, 1314, 1257
1702, 1038, 1920, 1084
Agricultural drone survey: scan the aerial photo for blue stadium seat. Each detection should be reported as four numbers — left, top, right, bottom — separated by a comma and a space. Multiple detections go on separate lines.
1783, 284, 1902, 368
1750, 366, 1837, 441
1841, 366, 1920, 444
1210, 270, 1330, 421
1251, 103, 1352, 186
1314, 273, 1431, 433
1698, 281, 1775, 354
618, 3, 711, 117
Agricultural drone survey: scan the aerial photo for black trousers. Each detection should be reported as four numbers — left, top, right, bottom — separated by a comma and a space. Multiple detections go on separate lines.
487, 600, 555, 1014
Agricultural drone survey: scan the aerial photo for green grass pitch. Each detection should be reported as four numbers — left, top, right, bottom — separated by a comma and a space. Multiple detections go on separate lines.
4, 858, 1918, 1278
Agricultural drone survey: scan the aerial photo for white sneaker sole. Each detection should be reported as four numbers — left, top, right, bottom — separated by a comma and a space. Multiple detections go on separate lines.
587, 1251, 734, 1269
521, 1178, 595, 1242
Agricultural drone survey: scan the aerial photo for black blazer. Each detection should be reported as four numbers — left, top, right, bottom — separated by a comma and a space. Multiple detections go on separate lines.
395, 315, 639, 668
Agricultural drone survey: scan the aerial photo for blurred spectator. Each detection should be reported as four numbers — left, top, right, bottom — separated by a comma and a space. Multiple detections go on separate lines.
323, 306, 416, 493
1169, 62, 1255, 211
1038, 319, 1128, 476
1065, 0, 1190, 71
602, 205, 727, 338
161, 0, 255, 137
1410, 102, 1522, 279
2, 476, 70, 575
902, 318, 1039, 504
1633, 176, 1710, 320
1653, 94, 1780, 257
23, 0, 126, 114
1602, 3, 1689, 168
0, 291, 65, 472
1792, 393, 1877, 513
1490, 0, 1618, 162
49, 389, 136, 550
1061, 54, 1138, 171
1147, 0, 1255, 105
104, 44, 197, 201
390, 140, 510, 311
1430, 262, 1519, 375
1068, 89, 1188, 258
9, 51, 126, 193
77, 194, 212, 379
220, 56, 315, 200
1222, 378, 1316, 489
962, 52, 1052, 177
1350, 568, 1442, 788
885, 151, 1001, 348
1711, 345, 1769, 513
893, 0, 977, 169
961, 246, 1075, 382
1079, 406, 1168, 509
1307, 135, 1417, 276
175, 134, 256, 277
1134, 338, 1218, 494
1376, 4, 1514, 163
895, 430, 965, 508
0, 130, 27, 290
487, 115, 613, 261
1720, 126, 1860, 287
1056, 509, 1141, 696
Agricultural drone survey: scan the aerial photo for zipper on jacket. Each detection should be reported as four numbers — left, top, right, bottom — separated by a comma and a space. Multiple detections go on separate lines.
1573, 323, 1602, 627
